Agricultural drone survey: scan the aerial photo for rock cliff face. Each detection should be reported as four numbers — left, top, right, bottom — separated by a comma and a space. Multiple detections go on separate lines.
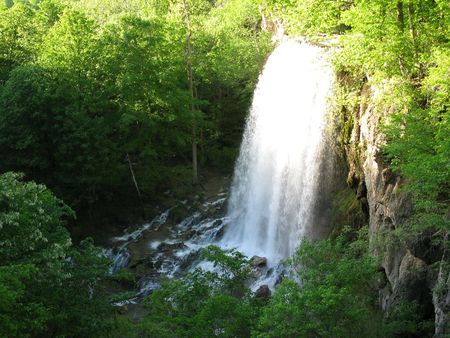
341, 82, 449, 336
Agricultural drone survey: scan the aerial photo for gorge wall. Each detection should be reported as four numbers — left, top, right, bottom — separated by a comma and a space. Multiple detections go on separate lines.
335, 77, 449, 336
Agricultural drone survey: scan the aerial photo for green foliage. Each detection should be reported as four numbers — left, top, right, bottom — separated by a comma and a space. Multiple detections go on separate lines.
256, 230, 383, 338
0, 3, 39, 83
0, 172, 116, 337
201, 245, 253, 296
0, 172, 73, 264
336, 0, 447, 79
383, 299, 435, 337
138, 246, 261, 337
380, 48, 450, 239
0, 0, 271, 218
0, 62, 119, 209
120, 236, 437, 338
0, 264, 46, 338
268, 0, 351, 36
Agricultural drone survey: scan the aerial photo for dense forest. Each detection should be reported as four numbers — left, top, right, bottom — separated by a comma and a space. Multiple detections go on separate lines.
0, 0, 449, 337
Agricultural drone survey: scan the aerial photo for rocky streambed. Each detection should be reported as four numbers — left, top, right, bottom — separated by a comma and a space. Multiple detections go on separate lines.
105, 191, 228, 302
104, 179, 287, 313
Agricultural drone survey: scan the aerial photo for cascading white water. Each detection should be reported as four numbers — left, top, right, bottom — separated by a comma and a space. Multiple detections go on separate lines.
222, 39, 332, 264
105, 39, 334, 303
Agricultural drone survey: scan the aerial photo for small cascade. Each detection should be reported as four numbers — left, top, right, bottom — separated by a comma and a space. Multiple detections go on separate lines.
222, 40, 332, 265
105, 194, 229, 304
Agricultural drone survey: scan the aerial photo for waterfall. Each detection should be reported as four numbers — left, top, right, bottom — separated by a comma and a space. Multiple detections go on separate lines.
222, 39, 332, 265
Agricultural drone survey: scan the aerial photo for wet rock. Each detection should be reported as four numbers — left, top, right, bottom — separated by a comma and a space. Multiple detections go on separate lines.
275, 273, 285, 286
185, 229, 199, 239
143, 259, 155, 269
153, 259, 163, 270
157, 242, 187, 253
251, 256, 267, 268
255, 285, 271, 298
190, 201, 202, 211
129, 257, 146, 269
213, 219, 223, 227
214, 226, 225, 239
179, 250, 201, 270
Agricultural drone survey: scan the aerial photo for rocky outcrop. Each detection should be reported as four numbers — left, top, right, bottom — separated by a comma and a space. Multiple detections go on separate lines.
431, 250, 450, 337
341, 81, 448, 336
157, 242, 187, 253
255, 284, 271, 298
251, 256, 267, 268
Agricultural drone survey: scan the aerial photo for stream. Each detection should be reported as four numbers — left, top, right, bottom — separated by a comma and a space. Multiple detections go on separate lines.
104, 186, 284, 308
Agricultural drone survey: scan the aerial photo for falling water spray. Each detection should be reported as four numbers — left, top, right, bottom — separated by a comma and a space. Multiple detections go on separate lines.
222, 40, 333, 265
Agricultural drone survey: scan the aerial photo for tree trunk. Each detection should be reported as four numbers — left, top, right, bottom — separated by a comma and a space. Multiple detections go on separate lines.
182, 0, 198, 185
396, 2, 405, 32
126, 153, 142, 200
408, 1, 420, 74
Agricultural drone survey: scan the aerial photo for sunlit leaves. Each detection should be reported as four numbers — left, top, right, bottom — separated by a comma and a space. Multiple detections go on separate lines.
140, 246, 259, 337
256, 233, 383, 338
0, 3, 39, 83
268, 0, 351, 36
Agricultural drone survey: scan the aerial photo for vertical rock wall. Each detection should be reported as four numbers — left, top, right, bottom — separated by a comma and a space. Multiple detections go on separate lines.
339, 81, 449, 337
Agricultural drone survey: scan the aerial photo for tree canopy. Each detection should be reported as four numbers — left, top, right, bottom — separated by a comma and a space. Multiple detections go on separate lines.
0, 0, 272, 217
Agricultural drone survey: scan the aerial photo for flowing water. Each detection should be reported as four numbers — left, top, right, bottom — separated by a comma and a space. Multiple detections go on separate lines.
105, 39, 333, 303
222, 40, 332, 265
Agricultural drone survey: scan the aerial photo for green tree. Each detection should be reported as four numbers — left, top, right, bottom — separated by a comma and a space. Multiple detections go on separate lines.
0, 172, 115, 337
0, 264, 47, 338
0, 0, 272, 224
38, 8, 99, 109
0, 172, 72, 266
0, 0, 62, 83
193, 0, 271, 169
256, 231, 383, 338
268, 0, 351, 35
0, 3, 39, 84
98, 14, 192, 191
138, 246, 262, 337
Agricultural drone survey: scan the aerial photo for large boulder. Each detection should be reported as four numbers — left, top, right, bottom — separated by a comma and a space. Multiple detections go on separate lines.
255, 284, 271, 298
157, 242, 187, 253
251, 255, 267, 268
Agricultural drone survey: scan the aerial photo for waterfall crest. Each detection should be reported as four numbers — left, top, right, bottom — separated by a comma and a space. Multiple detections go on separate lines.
222, 40, 332, 264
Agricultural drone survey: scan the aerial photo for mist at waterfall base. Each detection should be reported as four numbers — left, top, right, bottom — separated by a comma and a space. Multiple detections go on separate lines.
105, 40, 334, 304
